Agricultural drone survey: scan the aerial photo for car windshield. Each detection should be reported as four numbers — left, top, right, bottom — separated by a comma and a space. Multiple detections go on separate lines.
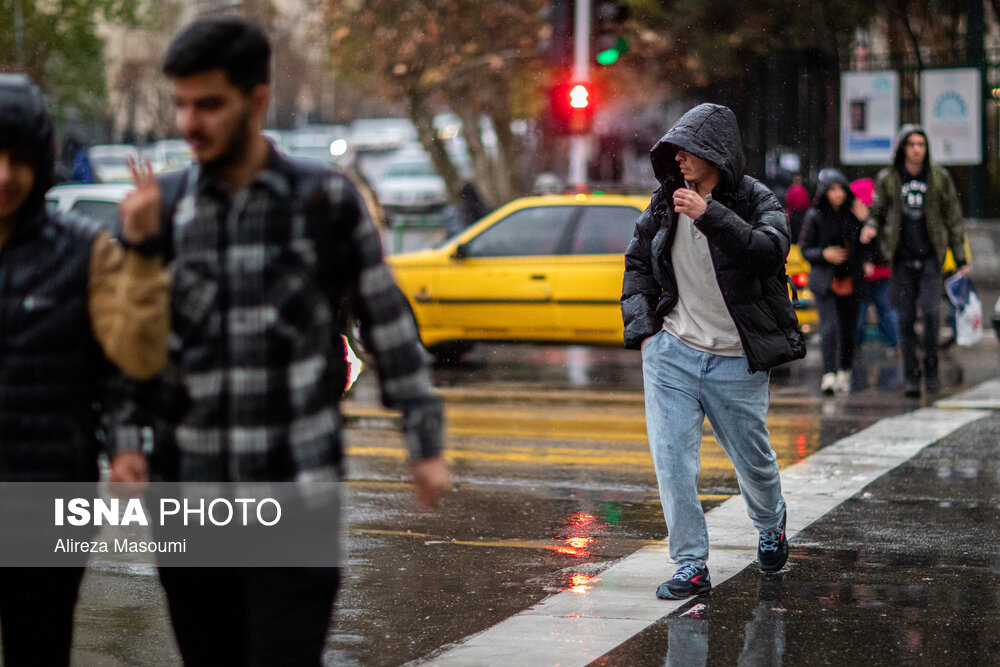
89, 155, 130, 167
70, 200, 120, 230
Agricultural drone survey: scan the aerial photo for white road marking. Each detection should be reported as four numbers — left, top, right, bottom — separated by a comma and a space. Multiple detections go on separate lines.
933, 379, 1000, 409
413, 404, 990, 666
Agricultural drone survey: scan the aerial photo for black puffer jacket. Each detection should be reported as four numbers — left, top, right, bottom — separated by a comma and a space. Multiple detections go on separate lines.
798, 168, 868, 297
620, 103, 806, 372
0, 75, 108, 481
0, 210, 107, 481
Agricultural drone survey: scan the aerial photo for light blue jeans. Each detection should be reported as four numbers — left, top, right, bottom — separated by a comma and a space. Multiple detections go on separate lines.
642, 330, 786, 568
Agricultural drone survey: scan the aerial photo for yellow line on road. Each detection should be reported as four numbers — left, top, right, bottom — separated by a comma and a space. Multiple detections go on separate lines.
346, 443, 748, 472
446, 427, 650, 443
344, 528, 437, 538
346, 445, 653, 467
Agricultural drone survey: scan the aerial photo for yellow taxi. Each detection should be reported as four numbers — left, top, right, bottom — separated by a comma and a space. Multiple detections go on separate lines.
387, 193, 818, 360
785, 244, 817, 332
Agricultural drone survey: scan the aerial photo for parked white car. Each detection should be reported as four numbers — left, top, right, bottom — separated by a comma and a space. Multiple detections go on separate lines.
280, 126, 351, 164
87, 144, 139, 183
45, 183, 133, 233
375, 155, 448, 213
349, 118, 417, 153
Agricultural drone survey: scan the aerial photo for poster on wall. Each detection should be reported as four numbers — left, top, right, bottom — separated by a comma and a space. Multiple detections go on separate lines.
841, 71, 899, 165
920, 68, 982, 165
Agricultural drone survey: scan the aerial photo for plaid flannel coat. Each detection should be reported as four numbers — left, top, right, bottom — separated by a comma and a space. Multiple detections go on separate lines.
110, 149, 442, 482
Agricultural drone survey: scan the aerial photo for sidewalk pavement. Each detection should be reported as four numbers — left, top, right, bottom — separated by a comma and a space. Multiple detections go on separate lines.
416, 378, 1000, 667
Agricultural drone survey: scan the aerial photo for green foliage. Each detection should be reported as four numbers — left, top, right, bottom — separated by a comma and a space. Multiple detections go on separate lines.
0, 0, 142, 123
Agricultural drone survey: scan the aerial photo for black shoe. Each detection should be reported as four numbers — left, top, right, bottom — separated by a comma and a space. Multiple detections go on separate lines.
903, 382, 921, 398
925, 376, 941, 395
656, 563, 711, 600
758, 511, 788, 573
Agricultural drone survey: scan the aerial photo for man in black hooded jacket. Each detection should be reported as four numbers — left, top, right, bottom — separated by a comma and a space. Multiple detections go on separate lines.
621, 103, 805, 600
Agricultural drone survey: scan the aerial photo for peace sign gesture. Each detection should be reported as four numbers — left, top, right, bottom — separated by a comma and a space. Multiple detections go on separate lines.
119, 156, 161, 245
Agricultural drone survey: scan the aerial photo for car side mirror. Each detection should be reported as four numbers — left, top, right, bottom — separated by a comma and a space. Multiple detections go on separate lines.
452, 243, 469, 260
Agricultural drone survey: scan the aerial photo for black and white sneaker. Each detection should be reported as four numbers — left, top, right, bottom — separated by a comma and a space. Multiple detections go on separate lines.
656, 563, 712, 600
757, 510, 788, 573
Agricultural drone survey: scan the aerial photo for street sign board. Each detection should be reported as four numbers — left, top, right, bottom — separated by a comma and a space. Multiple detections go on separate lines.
841, 71, 899, 165
920, 68, 982, 165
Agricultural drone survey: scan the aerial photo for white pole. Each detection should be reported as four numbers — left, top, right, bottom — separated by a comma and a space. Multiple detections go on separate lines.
568, 0, 590, 188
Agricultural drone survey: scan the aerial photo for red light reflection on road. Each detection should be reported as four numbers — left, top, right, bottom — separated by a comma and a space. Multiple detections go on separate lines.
568, 573, 594, 594
547, 512, 599, 558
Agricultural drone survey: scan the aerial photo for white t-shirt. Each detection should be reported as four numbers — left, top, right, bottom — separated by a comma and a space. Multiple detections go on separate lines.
662, 198, 744, 356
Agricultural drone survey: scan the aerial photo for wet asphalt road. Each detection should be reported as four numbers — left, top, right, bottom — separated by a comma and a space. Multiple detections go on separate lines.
328, 326, 999, 666
591, 412, 1000, 666
38, 302, 1000, 666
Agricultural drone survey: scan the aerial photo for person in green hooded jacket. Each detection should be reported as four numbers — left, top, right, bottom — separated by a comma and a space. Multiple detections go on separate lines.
860, 125, 969, 397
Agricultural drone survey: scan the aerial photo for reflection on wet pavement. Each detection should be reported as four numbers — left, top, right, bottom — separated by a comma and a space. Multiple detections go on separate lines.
332, 485, 665, 666
331, 339, 921, 665
592, 546, 1000, 667
589, 410, 1000, 667
547, 513, 600, 558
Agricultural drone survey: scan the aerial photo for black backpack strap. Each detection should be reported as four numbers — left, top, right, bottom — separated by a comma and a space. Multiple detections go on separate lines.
156, 169, 188, 261
786, 275, 800, 309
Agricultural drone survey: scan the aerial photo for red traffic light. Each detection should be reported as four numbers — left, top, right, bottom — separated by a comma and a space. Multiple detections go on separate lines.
569, 84, 589, 108
549, 81, 595, 135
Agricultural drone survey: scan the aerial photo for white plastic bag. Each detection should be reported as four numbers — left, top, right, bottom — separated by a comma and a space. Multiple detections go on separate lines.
955, 289, 983, 346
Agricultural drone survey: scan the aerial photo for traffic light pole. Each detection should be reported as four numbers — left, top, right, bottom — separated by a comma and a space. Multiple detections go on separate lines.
967, 0, 987, 218
568, 0, 590, 188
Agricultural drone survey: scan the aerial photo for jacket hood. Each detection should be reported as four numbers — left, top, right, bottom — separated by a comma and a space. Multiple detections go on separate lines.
650, 103, 745, 193
0, 74, 55, 221
892, 124, 930, 172
814, 167, 854, 208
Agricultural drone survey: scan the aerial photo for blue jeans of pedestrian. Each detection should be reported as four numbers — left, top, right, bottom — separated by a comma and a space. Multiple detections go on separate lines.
642, 330, 786, 568
855, 278, 900, 348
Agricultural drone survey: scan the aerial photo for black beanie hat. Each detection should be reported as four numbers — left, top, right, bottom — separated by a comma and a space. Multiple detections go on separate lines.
0, 74, 56, 215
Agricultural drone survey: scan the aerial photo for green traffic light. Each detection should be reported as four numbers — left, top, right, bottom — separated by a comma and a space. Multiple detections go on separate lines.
595, 38, 629, 66
596, 49, 620, 65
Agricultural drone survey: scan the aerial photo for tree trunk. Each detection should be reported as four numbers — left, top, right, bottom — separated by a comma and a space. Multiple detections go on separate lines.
407, 87, 463, 202
487, 76, 519, 205
891, 0, 925, 69
455, 104, 500, 207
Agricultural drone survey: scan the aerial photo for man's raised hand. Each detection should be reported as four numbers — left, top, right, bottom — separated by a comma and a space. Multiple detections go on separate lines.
119, 156, 162, 245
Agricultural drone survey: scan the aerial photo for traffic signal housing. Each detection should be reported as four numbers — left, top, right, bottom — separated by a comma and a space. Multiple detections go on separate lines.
541, 0, 573, 68
549, 81, 595, 135
592, 1, 630, 66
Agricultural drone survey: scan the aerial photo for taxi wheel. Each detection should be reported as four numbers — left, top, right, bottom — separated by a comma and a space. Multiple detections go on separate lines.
427, 342, 473, 365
